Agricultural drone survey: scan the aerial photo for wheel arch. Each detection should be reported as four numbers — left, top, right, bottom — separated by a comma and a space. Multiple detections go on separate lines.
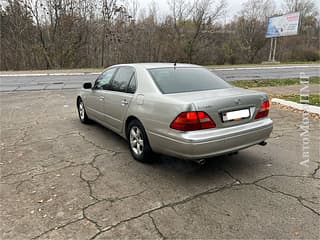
76, 96, 82, 107
125, 116, 141, 139
125, 115, 155, 161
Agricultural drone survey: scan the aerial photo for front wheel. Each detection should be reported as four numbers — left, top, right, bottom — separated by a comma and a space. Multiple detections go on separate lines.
127, 120, 154, 163
77, 98, 90, 124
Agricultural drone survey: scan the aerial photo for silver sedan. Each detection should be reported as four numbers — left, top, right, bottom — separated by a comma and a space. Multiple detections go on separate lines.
77, 63, 273, 163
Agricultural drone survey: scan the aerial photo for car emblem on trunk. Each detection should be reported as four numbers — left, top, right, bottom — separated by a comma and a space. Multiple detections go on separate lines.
235, 99, 241, 105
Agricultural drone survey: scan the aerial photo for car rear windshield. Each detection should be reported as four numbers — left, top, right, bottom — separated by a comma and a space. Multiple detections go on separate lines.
148, 67, 231, 94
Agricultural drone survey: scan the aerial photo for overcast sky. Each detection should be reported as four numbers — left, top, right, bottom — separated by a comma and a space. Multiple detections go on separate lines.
1, 0, 319, 21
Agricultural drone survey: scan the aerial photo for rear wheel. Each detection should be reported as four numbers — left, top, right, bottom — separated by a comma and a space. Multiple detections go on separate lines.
127, 120, 154, 163
77, 98, 90, 124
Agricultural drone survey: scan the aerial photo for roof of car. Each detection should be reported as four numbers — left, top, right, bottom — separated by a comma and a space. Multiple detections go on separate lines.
110, 63, 202, 69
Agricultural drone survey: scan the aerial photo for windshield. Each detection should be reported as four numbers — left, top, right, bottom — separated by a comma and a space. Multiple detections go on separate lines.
148, 67, 231, 94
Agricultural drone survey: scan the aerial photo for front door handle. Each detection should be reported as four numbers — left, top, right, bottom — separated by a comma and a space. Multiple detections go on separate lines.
99, 96, 105, 101
121, 99, 128, 106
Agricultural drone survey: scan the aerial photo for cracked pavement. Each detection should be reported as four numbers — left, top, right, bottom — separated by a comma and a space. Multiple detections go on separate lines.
0, 90, 319, 239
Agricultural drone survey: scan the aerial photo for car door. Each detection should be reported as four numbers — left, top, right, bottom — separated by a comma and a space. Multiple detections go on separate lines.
100, 66, 136, 134
85, 68, 117, 121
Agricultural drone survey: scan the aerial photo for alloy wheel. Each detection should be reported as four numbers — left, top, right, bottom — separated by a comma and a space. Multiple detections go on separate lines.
79, 102, 85, 120
130, 126, 144, 156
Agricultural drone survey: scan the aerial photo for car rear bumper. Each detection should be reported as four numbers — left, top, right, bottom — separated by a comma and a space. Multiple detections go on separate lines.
148, 118, 273, 160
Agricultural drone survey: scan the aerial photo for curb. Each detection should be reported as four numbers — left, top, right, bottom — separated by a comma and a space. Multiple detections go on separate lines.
271, 98, 320, 114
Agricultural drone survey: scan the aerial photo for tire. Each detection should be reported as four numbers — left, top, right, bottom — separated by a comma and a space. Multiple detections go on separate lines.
77, 98, 90, 124
127, 120, 154, 163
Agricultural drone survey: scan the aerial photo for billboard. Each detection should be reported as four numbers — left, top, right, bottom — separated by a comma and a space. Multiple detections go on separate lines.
266, 12, 300, 38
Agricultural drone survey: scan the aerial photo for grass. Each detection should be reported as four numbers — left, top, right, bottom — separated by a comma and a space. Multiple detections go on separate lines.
277, 94, 320, 106
232, 77, 320, 88
279, 61, 320, 64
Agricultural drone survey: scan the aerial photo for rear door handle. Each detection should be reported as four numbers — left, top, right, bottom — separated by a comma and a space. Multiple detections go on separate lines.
121, 99, 128, 106
99, 96, 105, 101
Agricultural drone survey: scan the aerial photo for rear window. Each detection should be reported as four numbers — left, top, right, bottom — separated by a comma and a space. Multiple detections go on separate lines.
148, 67, 231, 94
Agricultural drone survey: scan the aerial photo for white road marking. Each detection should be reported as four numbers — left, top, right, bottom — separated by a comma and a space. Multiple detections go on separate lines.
0, 72, 100, 77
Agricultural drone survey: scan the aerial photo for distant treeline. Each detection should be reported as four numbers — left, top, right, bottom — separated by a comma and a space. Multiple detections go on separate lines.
0, 0, 319, 70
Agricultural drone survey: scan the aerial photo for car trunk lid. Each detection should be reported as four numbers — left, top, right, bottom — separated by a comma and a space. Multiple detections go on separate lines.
166, 87, 267, 128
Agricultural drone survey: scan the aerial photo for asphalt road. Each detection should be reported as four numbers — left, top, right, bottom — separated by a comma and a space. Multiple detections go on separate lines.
0, 90, 319, 239
0, 64, 319, 92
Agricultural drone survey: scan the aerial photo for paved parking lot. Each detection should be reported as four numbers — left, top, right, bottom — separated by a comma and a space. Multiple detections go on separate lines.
0, 90, 319, 239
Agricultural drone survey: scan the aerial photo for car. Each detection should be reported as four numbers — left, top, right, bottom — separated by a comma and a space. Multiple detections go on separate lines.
76, 63, 273, 163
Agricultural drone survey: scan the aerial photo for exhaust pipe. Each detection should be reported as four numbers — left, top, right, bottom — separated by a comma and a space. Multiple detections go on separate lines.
196, 159, 206, 165
228, 151, 238, 156
259, 141, 267, 146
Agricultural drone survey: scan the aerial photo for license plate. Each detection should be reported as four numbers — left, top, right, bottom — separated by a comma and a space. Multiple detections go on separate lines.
222, 109, 250, 122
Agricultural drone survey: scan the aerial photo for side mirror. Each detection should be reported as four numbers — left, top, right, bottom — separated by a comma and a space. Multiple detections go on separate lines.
83, 82, 92, 89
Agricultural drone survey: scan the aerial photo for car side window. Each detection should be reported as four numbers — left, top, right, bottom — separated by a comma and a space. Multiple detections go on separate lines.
127, 74, 137, 94
94, 68, 117, 90
111, 67, 135, 92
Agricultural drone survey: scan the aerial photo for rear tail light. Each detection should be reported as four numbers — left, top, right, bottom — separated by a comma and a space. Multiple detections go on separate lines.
255, 100, 270, 119
170, 111, 216, 131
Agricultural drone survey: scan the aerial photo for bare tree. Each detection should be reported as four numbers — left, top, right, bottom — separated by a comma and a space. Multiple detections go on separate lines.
283, 0, 318, 16
187, 0, 226, 62
168, 0, 226, 62
0, 0, 319, 70
236, 0, 276, 63
241, 0, 276, 21
168, 0, 191, 38
279, 0, 319, 61
25, 0, 54, 68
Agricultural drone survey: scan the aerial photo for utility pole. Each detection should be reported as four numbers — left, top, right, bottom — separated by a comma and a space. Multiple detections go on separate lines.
268, 37, 278, 62
268, 38, 274, 61
272, 38, 277, 62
